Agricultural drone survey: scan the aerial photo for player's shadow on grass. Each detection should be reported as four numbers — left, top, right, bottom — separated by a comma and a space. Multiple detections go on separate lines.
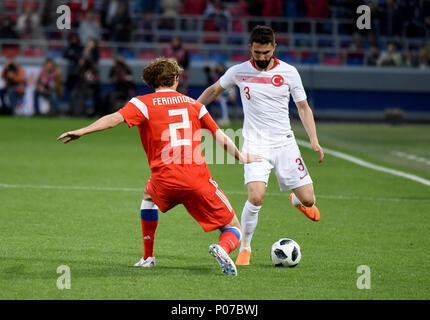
134, 265, 215, 276
129, 253, 218, 275
0, 254, 216, 279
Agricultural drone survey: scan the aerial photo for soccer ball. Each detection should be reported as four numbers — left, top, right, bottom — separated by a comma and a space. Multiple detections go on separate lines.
270, 238, 301, 267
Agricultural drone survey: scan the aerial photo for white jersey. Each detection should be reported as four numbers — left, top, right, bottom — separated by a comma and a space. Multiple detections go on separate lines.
219, 57, 307, 147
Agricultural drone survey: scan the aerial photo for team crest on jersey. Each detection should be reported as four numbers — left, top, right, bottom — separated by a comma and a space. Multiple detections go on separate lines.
271, 75, 284, 87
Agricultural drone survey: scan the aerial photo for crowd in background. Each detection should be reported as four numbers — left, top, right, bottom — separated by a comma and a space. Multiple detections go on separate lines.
0, 34, 189, 117
0, 0, 429, 116
1, 0, 428, 37
0, 0, 429, 62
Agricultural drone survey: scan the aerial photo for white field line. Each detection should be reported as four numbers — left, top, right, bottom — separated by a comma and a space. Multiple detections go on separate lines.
0, 182, 428, 202
296, 139, 430, 187
0, 139, 429, 201
0, 183, 141, 192
391, 151, 430, 166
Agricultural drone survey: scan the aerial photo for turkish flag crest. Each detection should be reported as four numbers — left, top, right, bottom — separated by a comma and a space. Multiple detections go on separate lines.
271, 75, 284, 87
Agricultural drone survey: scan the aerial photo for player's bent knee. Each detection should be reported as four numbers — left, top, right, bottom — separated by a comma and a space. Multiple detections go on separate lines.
301, 198, 315, 207
248, 197, 263, 206
142, 190, 152, 201
248, 193, 265, 206
247, 182, 266, 206
223, 215, 241, 231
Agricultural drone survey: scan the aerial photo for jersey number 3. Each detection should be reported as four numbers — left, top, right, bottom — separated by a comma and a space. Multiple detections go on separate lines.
168, 108, 191, 147
244, 86, 251, 100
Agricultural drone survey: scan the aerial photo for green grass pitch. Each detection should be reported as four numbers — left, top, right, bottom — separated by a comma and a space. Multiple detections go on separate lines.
0, 117, 429, 299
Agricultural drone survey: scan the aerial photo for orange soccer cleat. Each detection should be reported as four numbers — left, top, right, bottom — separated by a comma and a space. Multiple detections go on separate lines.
235, 249, 251, 266
289, 193, 320, 222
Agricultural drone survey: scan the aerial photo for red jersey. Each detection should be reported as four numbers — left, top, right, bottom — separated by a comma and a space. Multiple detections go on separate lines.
119, 89, 219, 190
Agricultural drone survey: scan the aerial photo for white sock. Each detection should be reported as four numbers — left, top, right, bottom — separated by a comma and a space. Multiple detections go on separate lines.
240, 200, 261, 250
141, 199, 158, 210
291, 193, 316, 207
291, 193, 303, 206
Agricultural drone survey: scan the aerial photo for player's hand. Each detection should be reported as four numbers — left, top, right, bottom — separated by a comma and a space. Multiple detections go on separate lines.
311, 142, 324, 163
239, 153, 263, 164
56, 130, 83, 144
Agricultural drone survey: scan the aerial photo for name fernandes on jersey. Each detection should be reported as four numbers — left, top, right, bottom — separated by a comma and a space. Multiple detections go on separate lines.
152, 95, 196, 106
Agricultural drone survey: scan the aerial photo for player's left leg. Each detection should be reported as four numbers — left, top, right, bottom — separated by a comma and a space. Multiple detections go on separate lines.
273, 142, 320, 222
209, 215, 242, 276
290, 183, 320, 222
218, 215, 242, 254
184, 178, 240, 276
134, 190, 158, 267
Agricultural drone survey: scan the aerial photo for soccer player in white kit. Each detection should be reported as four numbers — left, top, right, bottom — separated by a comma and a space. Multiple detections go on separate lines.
197, 26, 325, 266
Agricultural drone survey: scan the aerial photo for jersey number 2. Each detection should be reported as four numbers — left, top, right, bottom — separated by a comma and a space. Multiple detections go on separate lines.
168, 108, 191, 147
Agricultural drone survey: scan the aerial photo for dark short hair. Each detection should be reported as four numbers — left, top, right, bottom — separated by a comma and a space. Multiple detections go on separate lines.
249, 25, 275, 45
142, 57, 183, 90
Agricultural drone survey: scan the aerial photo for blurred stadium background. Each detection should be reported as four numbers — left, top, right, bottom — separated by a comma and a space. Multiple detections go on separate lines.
0, 0, 429, 123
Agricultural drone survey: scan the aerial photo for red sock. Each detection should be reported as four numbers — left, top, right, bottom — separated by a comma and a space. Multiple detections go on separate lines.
218, 227, 241, 254
141, 219, 158, 259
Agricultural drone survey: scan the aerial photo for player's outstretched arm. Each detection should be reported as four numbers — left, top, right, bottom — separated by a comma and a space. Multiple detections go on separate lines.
214, 129, 261, 164
199, 106, 260, 163
56, 112, 125, 144
197, 80, 225, 106
295, 100, 324, 163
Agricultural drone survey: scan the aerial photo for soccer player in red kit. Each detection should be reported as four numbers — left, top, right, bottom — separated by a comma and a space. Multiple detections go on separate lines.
57, 58, 260, 276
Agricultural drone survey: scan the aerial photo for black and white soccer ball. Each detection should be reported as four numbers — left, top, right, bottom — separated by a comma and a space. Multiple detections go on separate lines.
270, 238, 301, 267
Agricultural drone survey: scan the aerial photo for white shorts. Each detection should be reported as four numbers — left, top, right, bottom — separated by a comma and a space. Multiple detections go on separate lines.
243, 137, 313, 191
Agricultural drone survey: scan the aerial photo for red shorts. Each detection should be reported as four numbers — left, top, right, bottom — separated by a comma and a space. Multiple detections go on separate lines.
145, 177, 234, 232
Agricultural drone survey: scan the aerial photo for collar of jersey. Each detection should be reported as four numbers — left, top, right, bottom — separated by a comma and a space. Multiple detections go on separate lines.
155, 89, 176, 92
249, 56, 280, 71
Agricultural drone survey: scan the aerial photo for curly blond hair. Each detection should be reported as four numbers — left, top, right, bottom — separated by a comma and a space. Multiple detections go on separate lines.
142, 57, 183, 89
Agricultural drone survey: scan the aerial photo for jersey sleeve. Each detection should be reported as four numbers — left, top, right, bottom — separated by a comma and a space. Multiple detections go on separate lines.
219, 65, 238, 89
290, 67, 307, 103
118, 97, 148, 127
198, 105, 219, 135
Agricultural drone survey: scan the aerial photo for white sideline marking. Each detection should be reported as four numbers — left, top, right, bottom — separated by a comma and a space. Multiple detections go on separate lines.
0, 139, 429, 200
391, 151, 430, 166
0, 183, 141, 192
296, 139, 430, 187
0, 183, 428, 202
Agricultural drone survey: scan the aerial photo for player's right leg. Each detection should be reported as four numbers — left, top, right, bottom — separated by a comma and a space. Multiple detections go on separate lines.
235, 181, 266, 266
134, 190, 158, 267
236, 152, 272, 266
